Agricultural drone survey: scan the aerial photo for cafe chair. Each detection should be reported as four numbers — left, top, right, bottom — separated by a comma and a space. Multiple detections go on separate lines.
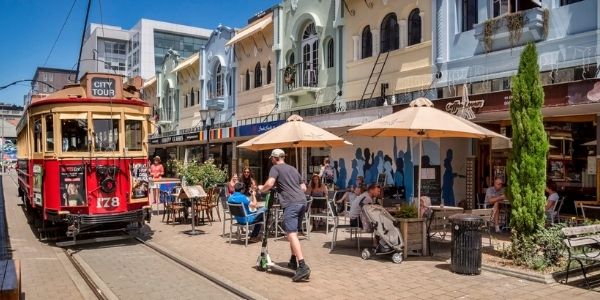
329, 199, 364, 252
309, 196, 334, 234
477, 193, 490, 209
547, 196, 564, 225
468, 209, 494, 247
301, 196, 313, 240
162, 187, 184, 224
221, 190, 233, 236
227, 202, 265, 247
581, 205, 600, 221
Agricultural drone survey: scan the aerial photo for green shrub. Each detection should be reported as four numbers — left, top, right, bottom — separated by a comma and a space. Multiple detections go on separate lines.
509, 224, 566, 271
175, 159, 227, 188
396, 203, 418, 219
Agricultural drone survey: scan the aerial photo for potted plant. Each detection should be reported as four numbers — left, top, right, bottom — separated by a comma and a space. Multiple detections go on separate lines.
395, 203, 426, 258
284, 65, 296, 86
174, 159, 227, 199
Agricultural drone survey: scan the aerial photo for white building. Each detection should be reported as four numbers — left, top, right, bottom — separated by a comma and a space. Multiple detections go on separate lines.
80, 19, 212, 80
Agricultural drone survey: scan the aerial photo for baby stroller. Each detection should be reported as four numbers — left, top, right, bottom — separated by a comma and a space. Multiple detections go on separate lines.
360, 204, 404, 264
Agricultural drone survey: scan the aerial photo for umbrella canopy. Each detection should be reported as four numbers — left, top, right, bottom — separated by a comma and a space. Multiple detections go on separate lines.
348, 97, 506, 140
582, 140, 596, 146
237, 114, 351, 151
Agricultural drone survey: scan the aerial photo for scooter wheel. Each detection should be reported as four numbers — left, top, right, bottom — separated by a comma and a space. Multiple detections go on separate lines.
361, 248, 371, 260
392, 252, 403, 264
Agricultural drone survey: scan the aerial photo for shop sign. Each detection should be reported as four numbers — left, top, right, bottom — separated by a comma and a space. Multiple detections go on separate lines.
184, 133, 199, 141
237, 120, 284, 137
172, 135, 184, 143
445, 98, 485, 120
149, 138, 160, 145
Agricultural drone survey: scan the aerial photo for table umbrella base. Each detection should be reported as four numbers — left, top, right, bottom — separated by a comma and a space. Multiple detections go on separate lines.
183, 229, 203, 236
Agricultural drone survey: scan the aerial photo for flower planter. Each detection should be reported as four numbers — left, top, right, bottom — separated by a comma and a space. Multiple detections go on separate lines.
396, 217, 427, 259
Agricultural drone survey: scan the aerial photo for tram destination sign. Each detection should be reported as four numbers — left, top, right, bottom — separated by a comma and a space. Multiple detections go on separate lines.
91, 77, 116, 97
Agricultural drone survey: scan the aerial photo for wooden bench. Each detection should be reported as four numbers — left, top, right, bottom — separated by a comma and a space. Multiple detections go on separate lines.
562, 224, 600, 289
0, 260, 20, 300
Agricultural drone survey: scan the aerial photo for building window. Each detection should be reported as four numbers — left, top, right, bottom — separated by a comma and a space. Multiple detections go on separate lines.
228, 75, 232, 95
48, 73, 54, 82
266, 61, 272, 84
561, 0, 583, 5
215, 63, 224, 97
45, 115, 54, 152
462, 0, 478, 32
184, 94, 188, 108
43, 73, 48, 81
492, 0, 510, 17
381, 13, 399, 53
361, 26, 372, 59
289, 52, 295, 65
408, 9, 422, 46
245, 69, 250, 91
326, 39, 335, 68
190, 88, 195, 106
255, 62, 262, 88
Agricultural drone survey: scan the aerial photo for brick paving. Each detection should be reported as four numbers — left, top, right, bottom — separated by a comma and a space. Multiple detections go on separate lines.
145, 208, 600, 300
1, 173, 87, 300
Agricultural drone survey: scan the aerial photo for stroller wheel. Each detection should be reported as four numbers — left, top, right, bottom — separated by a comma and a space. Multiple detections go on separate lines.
392, 252, 403, 264
361, 248, 371, 260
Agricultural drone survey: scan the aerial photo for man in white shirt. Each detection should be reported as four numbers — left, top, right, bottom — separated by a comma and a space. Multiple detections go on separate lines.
349, 183, 381, 228
485, 177, 506, 232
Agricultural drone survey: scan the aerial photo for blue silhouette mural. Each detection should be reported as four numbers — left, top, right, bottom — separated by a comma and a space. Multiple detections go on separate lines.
442, 149, 456, 206
404, 138, 414, 202
336, 158, 347, 189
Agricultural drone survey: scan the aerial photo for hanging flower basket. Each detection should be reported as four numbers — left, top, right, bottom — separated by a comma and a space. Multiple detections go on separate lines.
284, 65, 296, 85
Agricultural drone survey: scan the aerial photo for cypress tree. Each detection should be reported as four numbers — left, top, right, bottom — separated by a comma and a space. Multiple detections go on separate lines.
508, 43, 548, 236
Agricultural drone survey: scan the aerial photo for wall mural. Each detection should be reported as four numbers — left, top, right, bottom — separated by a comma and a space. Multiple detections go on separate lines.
329, 136, 446, 203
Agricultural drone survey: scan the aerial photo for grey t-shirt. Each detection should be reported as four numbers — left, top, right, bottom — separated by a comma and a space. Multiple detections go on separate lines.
268, 163, 306, 208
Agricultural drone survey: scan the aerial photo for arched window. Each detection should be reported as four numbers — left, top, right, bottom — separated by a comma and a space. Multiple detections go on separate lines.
326, 39, 334, 68
266, 61, 272, 84
184, 94, 188, 108
361, 26, 372, 59
289, 52, 295, 65
215, 63, 224, 97
408, 9, 422, 46
380, 13, 399, 53
245, 69, 250, 91
227, 75, 232, 95
190, 88, 195, 106
254, 62, 262, 88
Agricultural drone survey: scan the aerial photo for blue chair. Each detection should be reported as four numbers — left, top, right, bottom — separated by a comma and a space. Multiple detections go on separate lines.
227, 202, 265, 247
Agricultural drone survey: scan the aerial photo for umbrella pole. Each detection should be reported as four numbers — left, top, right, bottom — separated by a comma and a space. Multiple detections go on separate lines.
417, 137, 423, 217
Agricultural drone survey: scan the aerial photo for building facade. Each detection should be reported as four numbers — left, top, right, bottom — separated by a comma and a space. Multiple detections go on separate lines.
80, 20, 211, 80
31, 67, 77, 95
432, 0, 600, 208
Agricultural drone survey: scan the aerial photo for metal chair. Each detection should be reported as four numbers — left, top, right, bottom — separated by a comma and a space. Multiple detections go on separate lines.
227, 202, 265, 247
547, 196, 564, 225
309, 196, 334, 234
221, 190, 233, 236
477, 193, 491, 209
581, 205, 600, 220
329, 199, 363, 252
468, 208, 494, 247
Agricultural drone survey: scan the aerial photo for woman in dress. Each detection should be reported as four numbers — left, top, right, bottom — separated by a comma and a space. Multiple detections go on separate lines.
240, 167, 256, 196
226, 174, 238, 196
149, 156, 164, 204
306, 173, 328, 198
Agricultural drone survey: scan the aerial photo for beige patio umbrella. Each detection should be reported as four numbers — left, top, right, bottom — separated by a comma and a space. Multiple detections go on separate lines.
348, 97, 507, 210
237, 114, 351, 173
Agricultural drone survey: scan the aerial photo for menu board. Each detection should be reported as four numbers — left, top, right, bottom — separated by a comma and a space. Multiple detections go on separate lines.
414, 166, 441, 205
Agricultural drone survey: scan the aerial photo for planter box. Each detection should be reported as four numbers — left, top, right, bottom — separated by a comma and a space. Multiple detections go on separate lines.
396, 218, 427, 259
474, 7, 546, 54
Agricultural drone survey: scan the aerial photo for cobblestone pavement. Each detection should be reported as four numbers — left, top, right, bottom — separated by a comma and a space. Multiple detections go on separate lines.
75, 241, 239, 300
145, 209, 600, 300
1, 173, 88, 300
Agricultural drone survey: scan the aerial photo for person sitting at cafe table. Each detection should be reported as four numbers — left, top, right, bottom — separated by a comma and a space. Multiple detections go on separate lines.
348, 184, 381, 248
485, 177, 506, 233
227, 182, 265, 242
545, 180, 559, 220
337, 176, 365, 213
305, 173, 328, 198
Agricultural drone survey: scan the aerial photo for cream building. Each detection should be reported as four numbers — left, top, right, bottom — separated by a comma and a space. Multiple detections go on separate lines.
342, 0, 434, 107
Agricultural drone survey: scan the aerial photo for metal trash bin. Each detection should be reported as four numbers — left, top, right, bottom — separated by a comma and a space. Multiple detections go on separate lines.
449, 214, 483, 275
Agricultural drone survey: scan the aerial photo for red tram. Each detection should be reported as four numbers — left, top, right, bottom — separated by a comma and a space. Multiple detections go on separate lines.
16, 73, 153, 242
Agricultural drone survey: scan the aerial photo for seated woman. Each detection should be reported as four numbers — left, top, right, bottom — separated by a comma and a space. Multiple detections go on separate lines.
545, 180, 559, 221
226, 174, 238, 197
306, 173, 328, 198
337, 184, 365, 214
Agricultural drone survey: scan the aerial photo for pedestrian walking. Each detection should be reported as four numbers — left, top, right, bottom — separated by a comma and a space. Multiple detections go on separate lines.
258, 149, 311, 282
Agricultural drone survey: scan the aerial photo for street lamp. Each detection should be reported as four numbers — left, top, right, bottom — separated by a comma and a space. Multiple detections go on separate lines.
199, 108, 218, 163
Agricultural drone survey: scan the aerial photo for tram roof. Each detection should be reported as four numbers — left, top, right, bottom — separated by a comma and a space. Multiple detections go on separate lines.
28, 72, 148, 109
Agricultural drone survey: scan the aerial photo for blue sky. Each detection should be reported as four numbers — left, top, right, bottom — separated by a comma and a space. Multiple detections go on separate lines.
0, 0, 279, 105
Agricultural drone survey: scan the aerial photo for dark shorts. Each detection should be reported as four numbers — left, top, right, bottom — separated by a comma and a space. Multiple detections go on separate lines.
283, 203, 306, 233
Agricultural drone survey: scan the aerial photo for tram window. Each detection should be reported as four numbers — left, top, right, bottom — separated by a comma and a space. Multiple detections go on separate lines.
93, 119, 120, 151
125, 120, 143, 151
61, 119, 89, 152
45, 115, 54, 152
34, 118, 42, 153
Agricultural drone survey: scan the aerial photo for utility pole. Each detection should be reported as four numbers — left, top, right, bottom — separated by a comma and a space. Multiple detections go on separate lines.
1, 115, 4, 174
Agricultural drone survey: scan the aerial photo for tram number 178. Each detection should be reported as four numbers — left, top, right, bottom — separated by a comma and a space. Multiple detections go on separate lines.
97, 197, 120, 208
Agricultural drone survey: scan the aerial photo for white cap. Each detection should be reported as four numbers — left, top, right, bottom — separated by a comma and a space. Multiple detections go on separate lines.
270, 148, 286, 158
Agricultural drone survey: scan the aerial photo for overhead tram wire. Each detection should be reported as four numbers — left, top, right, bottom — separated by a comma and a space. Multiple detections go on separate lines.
43, 0, 78, 67
75, 0, 93, 81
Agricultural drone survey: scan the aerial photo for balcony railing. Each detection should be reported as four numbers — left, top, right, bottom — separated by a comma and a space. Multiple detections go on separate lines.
280, 62, 319, 94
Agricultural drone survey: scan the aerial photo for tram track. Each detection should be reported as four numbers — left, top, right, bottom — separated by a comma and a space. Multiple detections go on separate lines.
60, 236, 257, 300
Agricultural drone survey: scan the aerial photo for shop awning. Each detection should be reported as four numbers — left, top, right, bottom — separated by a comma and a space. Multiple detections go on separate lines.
171, 53, 199, 74
225, 13, 272, 46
